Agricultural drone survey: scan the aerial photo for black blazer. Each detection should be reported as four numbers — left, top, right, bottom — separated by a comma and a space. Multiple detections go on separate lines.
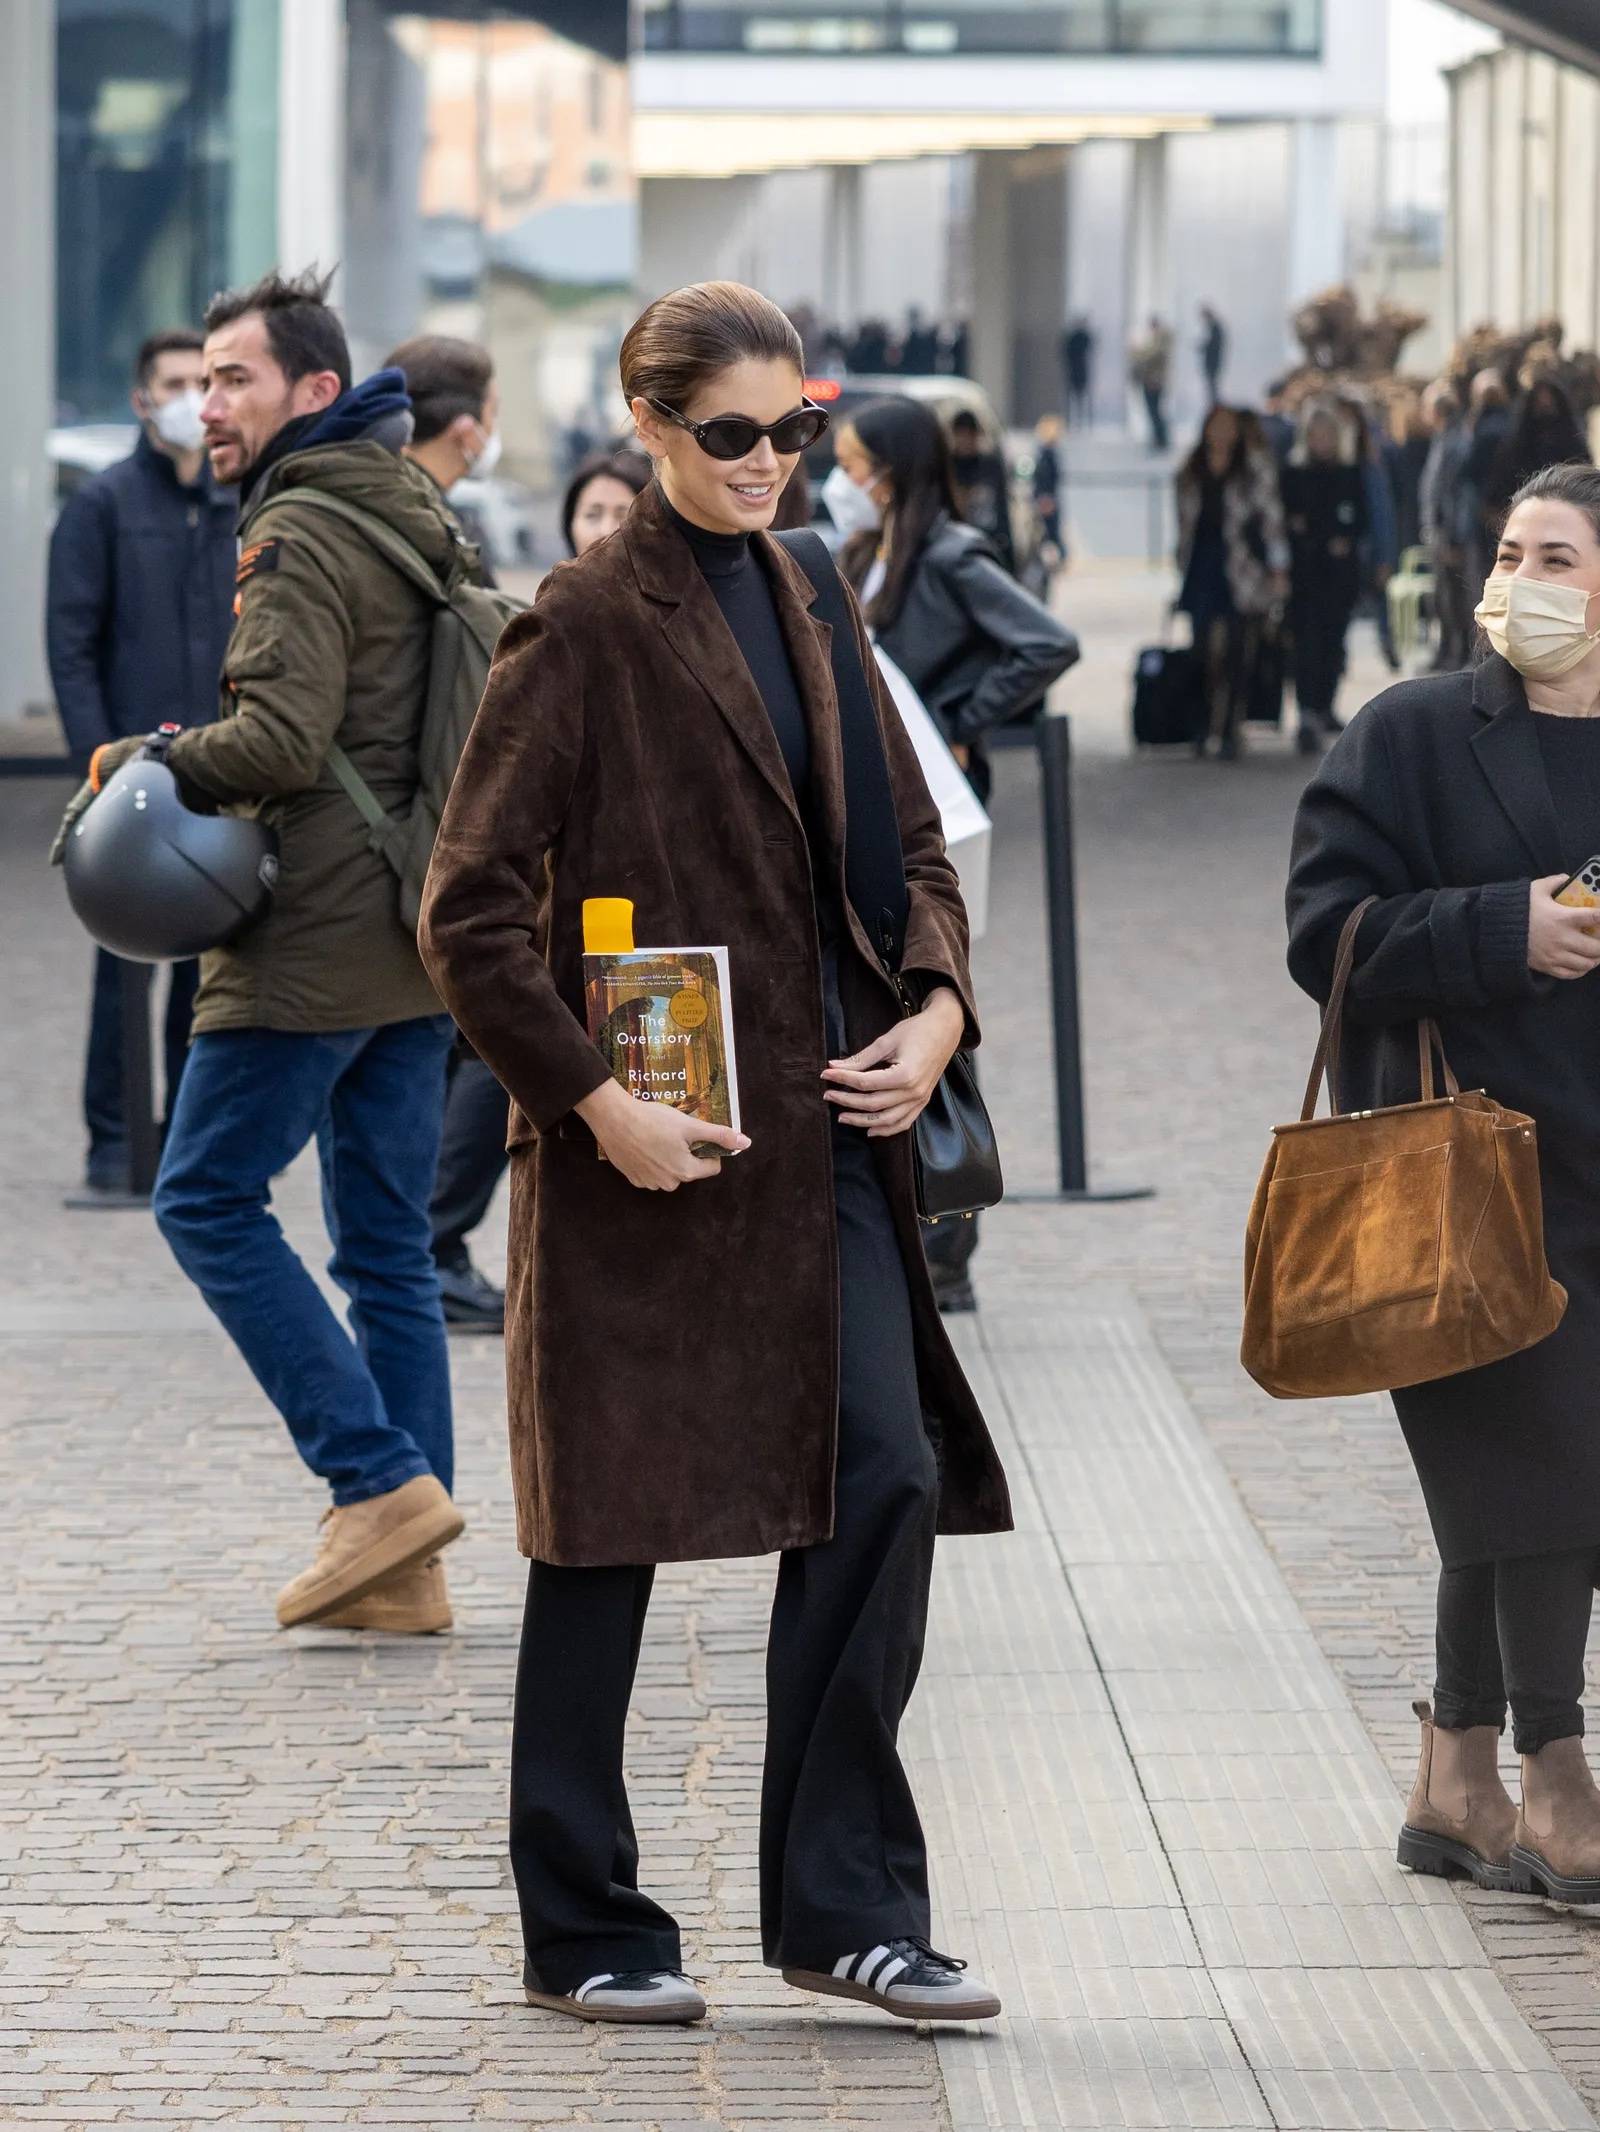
875, 515, 1079, 744
1287, 655, 1600, 1566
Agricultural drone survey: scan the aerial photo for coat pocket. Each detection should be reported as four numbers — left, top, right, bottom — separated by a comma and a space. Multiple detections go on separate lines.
1265, 1141, 1450, 1330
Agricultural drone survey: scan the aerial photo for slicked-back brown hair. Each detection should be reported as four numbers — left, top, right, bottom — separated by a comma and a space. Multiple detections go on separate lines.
620, 282, 803, 414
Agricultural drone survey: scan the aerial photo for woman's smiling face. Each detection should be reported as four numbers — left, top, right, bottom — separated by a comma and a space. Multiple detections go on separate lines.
1495, 497, 1600, 615
633, 356, 805, 536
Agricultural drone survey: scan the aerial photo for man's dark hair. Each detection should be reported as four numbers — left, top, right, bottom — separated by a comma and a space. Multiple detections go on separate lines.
949, 408, 981, 437
135, 329, 203, 388
387, 335, 493, 443
203, 267, 352, 393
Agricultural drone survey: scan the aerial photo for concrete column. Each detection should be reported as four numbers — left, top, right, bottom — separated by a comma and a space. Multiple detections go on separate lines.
969, 152, 1015, 420
0, 0, 55, 730
278, 0, 346, 287
823, 165, 864, 332
1128, 135, 1169, 337
1287, 116, 1343, 306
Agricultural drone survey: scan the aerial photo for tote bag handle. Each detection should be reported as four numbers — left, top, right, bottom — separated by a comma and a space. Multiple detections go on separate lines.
1300, 897, 1458, 1122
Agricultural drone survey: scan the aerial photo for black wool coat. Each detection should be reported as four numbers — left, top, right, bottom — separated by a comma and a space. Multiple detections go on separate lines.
1287, 655, 1600, 1567
419, 481, 1014, 1567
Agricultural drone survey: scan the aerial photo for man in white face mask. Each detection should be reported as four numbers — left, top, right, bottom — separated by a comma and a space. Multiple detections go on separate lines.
387, 335, 503, 590
46, 327, 238, 1196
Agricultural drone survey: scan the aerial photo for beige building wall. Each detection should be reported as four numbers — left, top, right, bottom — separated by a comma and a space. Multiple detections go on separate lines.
1449, 45, 1600, 351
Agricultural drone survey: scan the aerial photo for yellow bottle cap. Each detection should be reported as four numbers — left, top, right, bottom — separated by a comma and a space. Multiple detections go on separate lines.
582, 897, 636, 954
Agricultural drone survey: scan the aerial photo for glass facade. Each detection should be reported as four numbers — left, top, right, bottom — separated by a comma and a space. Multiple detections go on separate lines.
56, 0, 279, 422
641, 0, 1320, 56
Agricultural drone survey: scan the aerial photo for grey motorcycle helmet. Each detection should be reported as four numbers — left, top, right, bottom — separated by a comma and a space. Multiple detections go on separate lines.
63, 728, 279, 963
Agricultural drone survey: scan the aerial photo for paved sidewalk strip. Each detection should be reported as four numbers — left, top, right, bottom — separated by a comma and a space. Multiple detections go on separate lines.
913, 1292, 1590, 2132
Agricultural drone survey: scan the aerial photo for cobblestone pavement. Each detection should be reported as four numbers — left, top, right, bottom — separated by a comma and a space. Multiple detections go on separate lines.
4, 557, 1600, 2129
971, 565, 1600, 2120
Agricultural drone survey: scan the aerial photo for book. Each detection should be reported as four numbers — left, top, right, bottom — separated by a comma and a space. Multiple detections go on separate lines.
582, 945, 741, 1140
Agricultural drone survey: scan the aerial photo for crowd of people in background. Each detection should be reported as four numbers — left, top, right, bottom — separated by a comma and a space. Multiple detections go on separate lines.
1167, 356, 1596, 758
787, 303, 972, 382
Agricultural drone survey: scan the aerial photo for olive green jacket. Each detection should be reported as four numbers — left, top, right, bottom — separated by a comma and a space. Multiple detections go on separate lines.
157, 440, 464, 1035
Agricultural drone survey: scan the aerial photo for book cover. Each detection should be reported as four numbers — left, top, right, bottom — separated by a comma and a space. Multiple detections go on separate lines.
582, 946, 741, 1138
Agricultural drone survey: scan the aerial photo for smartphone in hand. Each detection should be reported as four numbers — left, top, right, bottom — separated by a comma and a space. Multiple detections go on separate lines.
1554, 858, 1600, 910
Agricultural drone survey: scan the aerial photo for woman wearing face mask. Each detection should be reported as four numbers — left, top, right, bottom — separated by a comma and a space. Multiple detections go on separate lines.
825, 399, 1077, 1315
419, 283, 1012, 2027
1288, 460, 1600, 1909
826, 398, 1078, 809
560, 447, 651, 556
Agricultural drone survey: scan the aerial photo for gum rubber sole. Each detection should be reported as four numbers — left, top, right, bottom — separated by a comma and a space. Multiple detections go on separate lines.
1397, 1823, 1512, 1892
278, 1501, 465, 1626
781, 1967, 1002, 2021
522, 1985, 706, 2024
1508, 1843, 1600, 1904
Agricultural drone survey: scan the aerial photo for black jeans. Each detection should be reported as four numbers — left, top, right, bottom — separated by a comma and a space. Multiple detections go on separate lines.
1289, 585, 1357, 720
84, 950, 199, 1158
1434, 1548, 1599, 1754
509, 1118, 940, 1994
429, 1050, 510, 1270
1142, 384, 1169, 452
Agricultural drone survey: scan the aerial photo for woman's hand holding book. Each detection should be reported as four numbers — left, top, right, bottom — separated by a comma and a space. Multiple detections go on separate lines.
575, 1077, 750, 1192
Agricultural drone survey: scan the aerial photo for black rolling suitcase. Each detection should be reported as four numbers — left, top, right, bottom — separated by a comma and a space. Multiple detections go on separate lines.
1132, 639, 1206, 746
1246, 616, 1287, 727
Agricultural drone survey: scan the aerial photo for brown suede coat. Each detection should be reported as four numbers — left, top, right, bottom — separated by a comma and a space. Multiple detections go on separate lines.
419, 482, 1013, 1566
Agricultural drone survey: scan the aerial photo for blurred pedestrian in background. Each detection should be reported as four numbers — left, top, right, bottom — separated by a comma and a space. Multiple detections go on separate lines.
46, 328, 236, 1196
833, 395, 1078, 1312
1487, 376, 1592, 532
1419, 381, 1474, 671
1062, 314, 1095, 428
1385, 389, 1432, 560
1347, 394, 1401, 673
1174, 403, 1289, 761
1198, 303, 1228, 406
1283, 401, 1369, 753
423, 443, 653, 1338
1130, 316, 1174, 452
1259, 377, 1296, 464
562, 447, 652, 555
902, 305, 939, 374
1030, 414, 1066, 576
389, 333, 501, 581
84, 269, 467, 1635
946, 408, 1016, 573
1460, 369, 1513, 592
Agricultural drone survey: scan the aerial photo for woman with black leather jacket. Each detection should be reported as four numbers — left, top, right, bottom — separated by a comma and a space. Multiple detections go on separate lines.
830, 397, 1078, 1310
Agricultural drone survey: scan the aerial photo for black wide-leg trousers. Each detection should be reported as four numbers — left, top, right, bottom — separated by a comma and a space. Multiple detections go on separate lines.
509, 1119, 940, 1996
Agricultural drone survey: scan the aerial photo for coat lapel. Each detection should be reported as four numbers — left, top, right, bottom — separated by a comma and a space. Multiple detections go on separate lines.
1469, 654, 1563, 870
625, 483, 801, 825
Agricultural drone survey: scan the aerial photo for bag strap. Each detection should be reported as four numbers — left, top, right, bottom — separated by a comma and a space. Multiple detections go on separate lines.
772, 528, 911, 969
248, 487, 454, 607
1301, 896, 1458, 1121
323, 743, 405, 872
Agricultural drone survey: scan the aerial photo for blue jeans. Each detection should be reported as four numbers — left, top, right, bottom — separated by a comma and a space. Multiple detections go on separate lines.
154, 1016, 456, 1505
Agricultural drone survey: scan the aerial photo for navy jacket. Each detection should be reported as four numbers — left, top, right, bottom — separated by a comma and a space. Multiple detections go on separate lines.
46, 433, 236, 763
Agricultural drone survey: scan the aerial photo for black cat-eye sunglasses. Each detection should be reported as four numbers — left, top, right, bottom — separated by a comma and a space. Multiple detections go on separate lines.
647, 396, 831, 462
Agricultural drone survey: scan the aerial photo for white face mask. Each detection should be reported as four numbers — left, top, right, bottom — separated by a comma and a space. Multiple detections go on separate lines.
822, 461, 882, 539
465, 424, 502, 481
150, 388, 205, 454
1475, 574, 1600, 681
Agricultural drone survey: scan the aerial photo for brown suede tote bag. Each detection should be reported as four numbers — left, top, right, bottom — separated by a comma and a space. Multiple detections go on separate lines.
1243, 898, 1566, 1399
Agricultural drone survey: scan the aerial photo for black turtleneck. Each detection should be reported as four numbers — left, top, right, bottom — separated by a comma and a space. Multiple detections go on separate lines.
664, 493, 841, 949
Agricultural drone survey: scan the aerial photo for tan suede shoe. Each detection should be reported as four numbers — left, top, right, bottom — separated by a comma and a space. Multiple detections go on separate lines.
1511, 1736, 1600, 1903
1396, 1699, 1515, 1891
319, 1555, 452, 1634
276, 1475, 463, 1628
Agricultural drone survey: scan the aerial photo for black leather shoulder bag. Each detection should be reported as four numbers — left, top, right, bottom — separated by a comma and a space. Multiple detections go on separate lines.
774, 528, 1003, 1225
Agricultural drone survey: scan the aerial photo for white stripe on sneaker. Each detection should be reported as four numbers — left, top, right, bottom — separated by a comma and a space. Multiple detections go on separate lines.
573, 1973, 615, 2003
858, 1946, 896, 1989
873, 1955, 909, 1991
833, 1954, 855, 1979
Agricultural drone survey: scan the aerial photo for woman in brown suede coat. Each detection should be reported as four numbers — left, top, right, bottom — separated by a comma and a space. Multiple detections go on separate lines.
419, 283, 1012, 2027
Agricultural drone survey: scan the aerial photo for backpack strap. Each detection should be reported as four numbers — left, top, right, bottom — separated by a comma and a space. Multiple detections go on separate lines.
772, 528, 911, 970
243, 487, 447, 874
247, 486, 455, 606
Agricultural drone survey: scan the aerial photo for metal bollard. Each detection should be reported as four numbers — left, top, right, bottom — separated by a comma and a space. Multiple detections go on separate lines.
1012, 714, 1153, 1206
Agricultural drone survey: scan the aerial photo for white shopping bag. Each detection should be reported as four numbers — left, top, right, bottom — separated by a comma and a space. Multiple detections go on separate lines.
871, 645, 992, 938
